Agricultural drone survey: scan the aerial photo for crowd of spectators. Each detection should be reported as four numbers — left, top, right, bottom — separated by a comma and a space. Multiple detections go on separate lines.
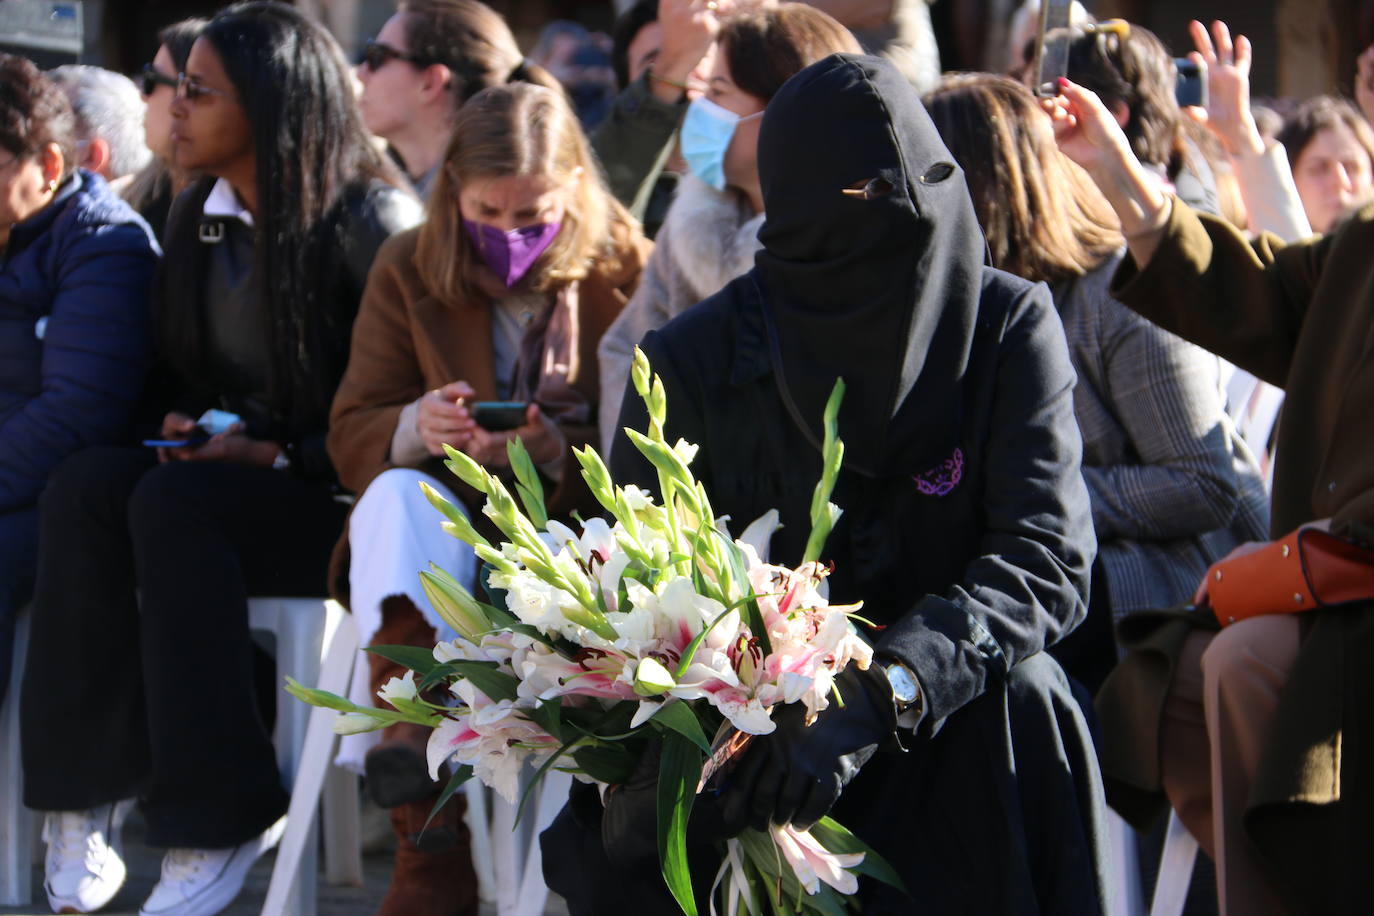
2, 1, 1372, 914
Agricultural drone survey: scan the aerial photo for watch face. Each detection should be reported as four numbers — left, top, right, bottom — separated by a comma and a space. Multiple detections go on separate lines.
885, 663, 919, 705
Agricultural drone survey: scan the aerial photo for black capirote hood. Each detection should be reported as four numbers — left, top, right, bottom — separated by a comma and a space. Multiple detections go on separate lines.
751, 53, 984, 477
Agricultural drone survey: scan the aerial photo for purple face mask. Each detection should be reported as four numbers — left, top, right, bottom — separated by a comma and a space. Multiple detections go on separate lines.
463, 218, 562, 288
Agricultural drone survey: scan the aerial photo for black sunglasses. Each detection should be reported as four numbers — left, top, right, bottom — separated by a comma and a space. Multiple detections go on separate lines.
358, 38, 429, 72
138, 63, 179, 97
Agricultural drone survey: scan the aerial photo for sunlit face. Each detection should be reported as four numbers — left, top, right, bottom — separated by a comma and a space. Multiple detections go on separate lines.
704, 43, 765, 192
456, 172, 573, 233
1292, 122, 1374, 233
356, 13, 431, 141
142, 45, 179, 161
0, 148, 59, 243
170, 39, 252, 178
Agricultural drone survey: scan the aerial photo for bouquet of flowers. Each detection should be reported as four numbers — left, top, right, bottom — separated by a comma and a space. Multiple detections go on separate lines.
290, 349, 903, 915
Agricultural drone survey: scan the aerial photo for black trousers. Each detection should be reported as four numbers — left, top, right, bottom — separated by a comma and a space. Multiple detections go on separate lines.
21, 446, 349, 848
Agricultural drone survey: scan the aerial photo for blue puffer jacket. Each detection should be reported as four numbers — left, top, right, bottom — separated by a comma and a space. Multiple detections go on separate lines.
0, 170, 159, 513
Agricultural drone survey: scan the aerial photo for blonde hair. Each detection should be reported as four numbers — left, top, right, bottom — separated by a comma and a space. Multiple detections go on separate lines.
925, 73, 1122, 286
415, 82, 634, 303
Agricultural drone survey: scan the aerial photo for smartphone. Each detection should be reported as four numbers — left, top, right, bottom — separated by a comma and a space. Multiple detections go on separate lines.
472, 400, 528, 431
1175, 57, 1207, 108
143, 428, 211, 449
1032, 0, 1075, 98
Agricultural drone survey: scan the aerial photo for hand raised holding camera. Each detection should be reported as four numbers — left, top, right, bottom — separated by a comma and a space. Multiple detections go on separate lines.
1185, 19, 1265, 159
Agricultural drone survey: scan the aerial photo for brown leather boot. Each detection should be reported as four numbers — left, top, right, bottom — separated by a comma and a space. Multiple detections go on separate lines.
378, 791, 480, 916
366, 595, 443, 807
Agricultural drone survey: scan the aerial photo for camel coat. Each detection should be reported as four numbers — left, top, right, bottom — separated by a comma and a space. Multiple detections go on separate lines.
326, 225, 650, 600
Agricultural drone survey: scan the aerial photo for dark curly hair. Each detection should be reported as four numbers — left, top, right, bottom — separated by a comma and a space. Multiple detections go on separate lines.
0, 53, 76, 176
1065, 23, 1181, 171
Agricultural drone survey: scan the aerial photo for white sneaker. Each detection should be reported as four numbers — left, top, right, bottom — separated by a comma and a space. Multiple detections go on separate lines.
138, 816, 286, 916
42, 799, 135, 914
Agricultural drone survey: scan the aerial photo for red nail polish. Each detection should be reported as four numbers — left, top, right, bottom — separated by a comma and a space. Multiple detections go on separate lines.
1057, 77, 1070, 88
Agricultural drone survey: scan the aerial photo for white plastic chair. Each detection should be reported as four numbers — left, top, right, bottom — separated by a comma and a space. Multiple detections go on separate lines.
462, 768, 571, 916
1148, 810, 1199, 916
0, 597, 362, 911
0, 607, 36, 905
1107, 809, 1146, 916
251, 597, 362, 916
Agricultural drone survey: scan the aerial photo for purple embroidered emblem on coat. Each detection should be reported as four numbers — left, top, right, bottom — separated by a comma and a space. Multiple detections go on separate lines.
913, 448, 963, 496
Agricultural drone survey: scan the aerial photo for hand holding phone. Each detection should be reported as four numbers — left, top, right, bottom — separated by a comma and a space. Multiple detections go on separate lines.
472, 401, 529, 432
1031, 0, 1075, 99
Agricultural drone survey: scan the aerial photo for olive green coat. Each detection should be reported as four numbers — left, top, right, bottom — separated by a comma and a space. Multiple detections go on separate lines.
1097, 199, 1374, 913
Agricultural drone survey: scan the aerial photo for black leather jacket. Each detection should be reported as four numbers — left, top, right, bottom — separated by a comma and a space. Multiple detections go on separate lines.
151, 176, 421, 481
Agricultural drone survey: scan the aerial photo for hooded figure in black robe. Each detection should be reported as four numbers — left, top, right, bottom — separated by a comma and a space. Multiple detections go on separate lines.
542, 54, 1110, 914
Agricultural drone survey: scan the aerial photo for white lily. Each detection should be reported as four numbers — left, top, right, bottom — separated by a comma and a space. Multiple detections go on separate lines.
377, 671, 418, 706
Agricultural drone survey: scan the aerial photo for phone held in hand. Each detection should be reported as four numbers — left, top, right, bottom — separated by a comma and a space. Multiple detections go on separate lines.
142, 408, 242, 449
1032, 0, 1075, 99
1174, 57, 1207, 108
142, 428, 211, 449
472, 401, 528, 431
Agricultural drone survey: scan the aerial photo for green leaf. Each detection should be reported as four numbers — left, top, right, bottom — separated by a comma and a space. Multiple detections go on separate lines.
571, 743, 637, 785
525, 699, 565, 744
648, 700, 712, 755
507, 437, 549, 529
811, 816, 909, 895
514, 736, 580, 826
284, 677, 381, 715
445, 660, 521, 703
657, 732, 704, 916
365, 645, 440, 678
422, 764, 473, 833
803, 379, 846, 566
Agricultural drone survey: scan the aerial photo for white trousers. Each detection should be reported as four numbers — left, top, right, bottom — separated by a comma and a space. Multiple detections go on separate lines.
335, 468, 477, 772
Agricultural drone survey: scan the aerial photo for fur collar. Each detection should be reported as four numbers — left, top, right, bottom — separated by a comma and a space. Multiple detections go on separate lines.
662, 173, 765, 302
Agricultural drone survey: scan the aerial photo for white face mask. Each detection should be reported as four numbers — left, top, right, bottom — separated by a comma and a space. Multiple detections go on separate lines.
679, 96, 764, 191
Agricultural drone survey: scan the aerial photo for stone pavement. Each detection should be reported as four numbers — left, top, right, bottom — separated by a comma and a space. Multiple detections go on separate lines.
0, 802, 570, 916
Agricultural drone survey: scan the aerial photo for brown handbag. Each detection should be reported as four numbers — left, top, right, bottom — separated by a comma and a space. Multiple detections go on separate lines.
1207, 527, 1374, 627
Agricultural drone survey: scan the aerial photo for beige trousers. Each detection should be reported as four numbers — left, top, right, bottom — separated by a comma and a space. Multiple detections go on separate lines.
1159, 614, 1302, 916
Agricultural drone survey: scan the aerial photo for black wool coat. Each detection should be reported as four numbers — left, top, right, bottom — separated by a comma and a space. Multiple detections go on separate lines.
542, 268, 1110, 915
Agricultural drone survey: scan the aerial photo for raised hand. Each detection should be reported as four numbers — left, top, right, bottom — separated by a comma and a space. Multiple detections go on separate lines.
1041, 78, 1136, 178
1186, 20, 1265, 159
1357, 44, 1374, 126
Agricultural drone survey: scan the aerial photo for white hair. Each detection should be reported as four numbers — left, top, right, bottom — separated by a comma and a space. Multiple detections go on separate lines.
47, 65, 152, 180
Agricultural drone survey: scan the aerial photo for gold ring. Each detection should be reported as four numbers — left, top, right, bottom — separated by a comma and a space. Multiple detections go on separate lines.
706, 0, 718, 10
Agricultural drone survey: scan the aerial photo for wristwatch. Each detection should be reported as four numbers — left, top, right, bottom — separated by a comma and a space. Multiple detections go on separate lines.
881, 658, 924, 718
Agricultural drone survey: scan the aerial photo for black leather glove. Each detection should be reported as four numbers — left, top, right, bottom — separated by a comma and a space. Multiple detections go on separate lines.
601, 742, 731, 865
717, 662, 898, 834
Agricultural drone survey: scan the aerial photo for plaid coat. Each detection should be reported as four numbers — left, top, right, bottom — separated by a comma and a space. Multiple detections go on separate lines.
1056, 251, 1269, 617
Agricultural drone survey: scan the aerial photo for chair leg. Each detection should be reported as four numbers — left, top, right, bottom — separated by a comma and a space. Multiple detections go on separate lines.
322, 755, 363, 886
1107, 809, 1146, 916
1149, 810, 1199, 916
258, 600, 356, 916
0, 609, 33, 906
513, 770, 571, 916
464, 780, 496, 904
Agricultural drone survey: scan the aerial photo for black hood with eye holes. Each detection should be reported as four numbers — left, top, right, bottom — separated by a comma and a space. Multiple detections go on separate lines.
752, 53, 985, 478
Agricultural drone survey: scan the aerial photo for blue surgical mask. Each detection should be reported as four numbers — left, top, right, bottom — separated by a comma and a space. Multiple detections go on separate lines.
680, 96, 763, 191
